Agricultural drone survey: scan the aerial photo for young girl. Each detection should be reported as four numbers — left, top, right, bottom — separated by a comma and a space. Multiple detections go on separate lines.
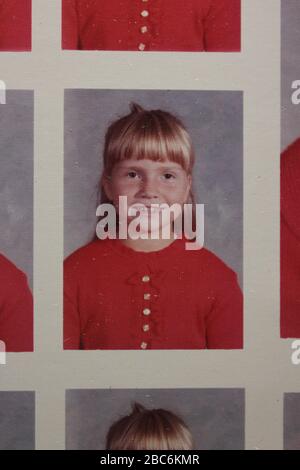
281, 138, 300, 338
0, 0, 31, 51
62, 0, 241, 52
64, 103, 243, 350
0, 253, 33, 351
106, 402, 193, 450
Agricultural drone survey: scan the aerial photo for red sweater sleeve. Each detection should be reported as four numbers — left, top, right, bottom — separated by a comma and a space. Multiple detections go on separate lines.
64, 254, 81, 349
205, 268, 243, 349
62, 0, 79, 50
0, 0, 31, 51
0, 255, 33, 352
203, 0, 241, 52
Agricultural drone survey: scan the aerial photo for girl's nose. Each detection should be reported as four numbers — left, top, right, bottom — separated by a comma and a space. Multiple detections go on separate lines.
137, 178, 158, 199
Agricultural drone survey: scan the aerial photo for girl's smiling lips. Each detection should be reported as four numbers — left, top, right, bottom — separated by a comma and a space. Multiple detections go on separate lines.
129, 203, 164, 213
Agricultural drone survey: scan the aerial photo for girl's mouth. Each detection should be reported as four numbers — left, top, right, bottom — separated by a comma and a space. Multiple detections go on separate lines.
130, 203, 164, 213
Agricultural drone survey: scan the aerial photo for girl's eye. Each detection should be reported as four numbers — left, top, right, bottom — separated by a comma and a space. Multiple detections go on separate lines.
127, 171, 138, 178
163, 173, 175, 180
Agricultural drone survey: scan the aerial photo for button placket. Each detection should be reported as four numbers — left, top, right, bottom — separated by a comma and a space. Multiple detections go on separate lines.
124, 270, 154, 348
138, 2, 150, 51
141, 272, 152, 347
126, 268, 165, 348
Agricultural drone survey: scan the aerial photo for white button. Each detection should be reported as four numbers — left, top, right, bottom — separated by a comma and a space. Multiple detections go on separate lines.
142, 0, 148, 2
142, 275, 150, 283
143, 324, 150, 332
140, 26, 148, 34
138, 43, 146, 51
141, 342, 148, 349
143, 308, 151, 316
144, 293, 151, 300
141, 10, 149, 17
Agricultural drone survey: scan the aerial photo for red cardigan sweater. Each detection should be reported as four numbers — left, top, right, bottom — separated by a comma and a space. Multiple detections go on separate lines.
62, 0, 241, 52
64, 236, 243, 350
0, 0, 31, 51
0, 254, 33, 351
281, 139, 300, 338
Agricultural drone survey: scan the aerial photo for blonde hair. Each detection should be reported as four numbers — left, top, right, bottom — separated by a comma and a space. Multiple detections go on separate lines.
106, 402, 194, 450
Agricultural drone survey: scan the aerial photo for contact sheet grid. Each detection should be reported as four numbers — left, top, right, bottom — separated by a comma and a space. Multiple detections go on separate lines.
0, 0, 296, 450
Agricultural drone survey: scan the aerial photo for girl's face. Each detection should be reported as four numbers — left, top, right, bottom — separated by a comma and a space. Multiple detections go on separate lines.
103, 158, 192, 233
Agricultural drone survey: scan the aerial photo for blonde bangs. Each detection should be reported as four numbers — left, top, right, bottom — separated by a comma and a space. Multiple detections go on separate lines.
103, 104, 195, 175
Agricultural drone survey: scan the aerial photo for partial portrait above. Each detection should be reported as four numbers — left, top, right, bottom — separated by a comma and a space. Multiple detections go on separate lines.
0, 0, 31, 52
62, 0, 241, 52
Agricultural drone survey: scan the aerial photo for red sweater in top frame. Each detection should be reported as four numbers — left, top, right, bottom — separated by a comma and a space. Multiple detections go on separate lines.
0, 0, 31, 51
281, 139, 300, 338
62, 0, 241, 52
0, 254, 33, 351
64, 236, 243, 350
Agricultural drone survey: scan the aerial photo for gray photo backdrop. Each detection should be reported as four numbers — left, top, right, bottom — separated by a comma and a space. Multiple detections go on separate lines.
64, 90, 243, 285
0, 391, 35, 450
66, 388, 245, 450
0, 90, 33, 287
284, 393, 300, 450
281, 0, 300, 150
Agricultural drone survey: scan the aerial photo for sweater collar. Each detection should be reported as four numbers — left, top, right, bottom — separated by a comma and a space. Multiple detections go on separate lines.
104, 233, 191, 259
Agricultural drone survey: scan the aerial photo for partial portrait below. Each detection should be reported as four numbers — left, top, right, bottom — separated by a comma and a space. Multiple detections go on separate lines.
0, 391, 35, 450
284, 393, 300, 450
66, 388, 245, 450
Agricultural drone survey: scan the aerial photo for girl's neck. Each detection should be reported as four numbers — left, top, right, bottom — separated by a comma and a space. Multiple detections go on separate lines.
119, 232, 177, 253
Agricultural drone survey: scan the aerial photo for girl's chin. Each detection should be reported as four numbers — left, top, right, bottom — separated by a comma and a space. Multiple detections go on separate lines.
128, 207, 163, 215
128, 224, 173, 238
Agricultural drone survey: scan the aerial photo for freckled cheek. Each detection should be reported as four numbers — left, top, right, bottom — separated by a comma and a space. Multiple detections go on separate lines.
164, 183, 187, 204
111, 181, 139, 200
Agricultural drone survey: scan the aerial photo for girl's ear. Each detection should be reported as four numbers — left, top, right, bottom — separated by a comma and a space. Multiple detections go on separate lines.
101, 173, 113, 201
